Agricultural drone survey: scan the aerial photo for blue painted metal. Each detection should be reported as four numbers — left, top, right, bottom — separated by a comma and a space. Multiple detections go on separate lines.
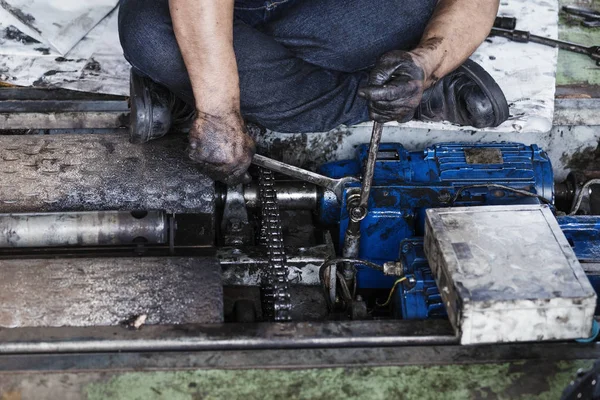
558, 215, 600, 315
391, 223, 600, 320
558, 216, 600, 262
394, 238, 445, 319
318, 142, 554, 290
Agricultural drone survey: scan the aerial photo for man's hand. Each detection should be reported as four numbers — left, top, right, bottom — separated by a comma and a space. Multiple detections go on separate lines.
359, 0, 499, 123
170, 0, 250, 184
188, 111, 255, 185
358, 51, 426, 123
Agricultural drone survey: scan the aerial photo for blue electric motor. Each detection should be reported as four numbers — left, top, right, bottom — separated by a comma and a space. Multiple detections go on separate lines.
318, 142, 555, 293
395, 216, 600, 319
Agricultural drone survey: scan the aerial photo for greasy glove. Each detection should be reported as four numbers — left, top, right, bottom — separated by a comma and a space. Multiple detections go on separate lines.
358, 50, 426, 123
188, 111, 255, 186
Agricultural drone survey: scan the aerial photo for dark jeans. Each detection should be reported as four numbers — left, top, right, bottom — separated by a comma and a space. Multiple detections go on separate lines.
118, 0, 437, 133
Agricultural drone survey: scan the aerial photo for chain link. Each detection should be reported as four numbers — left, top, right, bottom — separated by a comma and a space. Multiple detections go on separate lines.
258, 168, 292, 321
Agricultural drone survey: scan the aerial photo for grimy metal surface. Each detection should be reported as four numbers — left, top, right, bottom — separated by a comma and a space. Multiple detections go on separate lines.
242, 181, 318, 210
219, 245, 328, 286
0, 342, 597, 373
0, 210, 167, 247
253, 154, 358, 201
0, 257, 223, 328
0, 320, 458, 354
0, 134, 214, 214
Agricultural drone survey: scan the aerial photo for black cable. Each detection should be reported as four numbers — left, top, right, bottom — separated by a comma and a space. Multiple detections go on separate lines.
450, 184, 551, 206
569, 179, 600, 215
318, 257, 383, 283
319, 257, 384, 311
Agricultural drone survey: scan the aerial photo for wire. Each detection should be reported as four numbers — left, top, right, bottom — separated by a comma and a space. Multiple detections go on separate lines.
450, 184, 551, 206
319, 258, 384, 280
376, 277, 408, 308
319, 258, 385, 311
336, 272, 353, 303
569, 179, 600, 216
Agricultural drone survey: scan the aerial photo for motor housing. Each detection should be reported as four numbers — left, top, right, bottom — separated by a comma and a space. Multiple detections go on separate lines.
318, 142, 554, 290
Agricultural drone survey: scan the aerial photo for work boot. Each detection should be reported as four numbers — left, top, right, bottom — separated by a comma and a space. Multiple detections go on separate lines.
129, 69, 195, 144
415, 59, 510, 128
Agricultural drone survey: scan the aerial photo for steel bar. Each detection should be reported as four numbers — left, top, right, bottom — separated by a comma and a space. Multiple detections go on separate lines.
0, 134, 215, 214
0, 211, 168, 247
243, 181, 318, 210
0, 112, 129, 130
219, 244, 331, 286
0, 342, 597, 373
0, 320, 458, 354
252, 154, 358, 201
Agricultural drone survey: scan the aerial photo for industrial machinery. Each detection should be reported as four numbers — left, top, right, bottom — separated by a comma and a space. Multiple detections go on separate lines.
1, 136, 599, 335
1, 130, 600, 360
315, 142, 600, 327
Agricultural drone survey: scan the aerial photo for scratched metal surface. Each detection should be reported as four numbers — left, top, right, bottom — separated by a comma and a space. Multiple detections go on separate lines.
0, 0, 559, 133
0, 257, 223, 327
424, 205, 597, 345
0, 133, 214, 214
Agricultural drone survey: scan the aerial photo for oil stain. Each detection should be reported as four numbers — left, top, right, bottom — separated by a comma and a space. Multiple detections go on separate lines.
3, 26, 38, 44
0, 0, 40, 33
561, 139, 600, 171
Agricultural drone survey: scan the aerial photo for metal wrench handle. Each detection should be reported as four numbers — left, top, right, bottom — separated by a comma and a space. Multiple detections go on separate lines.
252, 154, 358, 201
357, 121, 384, 215
490, 27, 600, 64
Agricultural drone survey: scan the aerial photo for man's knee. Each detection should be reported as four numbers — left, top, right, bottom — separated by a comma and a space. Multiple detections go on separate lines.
118, 0, 191, 99
118, 0, 178, 73
264, 0, 438, 72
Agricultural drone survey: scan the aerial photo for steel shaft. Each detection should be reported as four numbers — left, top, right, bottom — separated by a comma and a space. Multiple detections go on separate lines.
252, 154, 358, 201
0, 211, 168, 248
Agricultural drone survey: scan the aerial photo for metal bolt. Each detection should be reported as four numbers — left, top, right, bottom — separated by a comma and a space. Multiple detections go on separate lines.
438, 191, 451, 204
227, 219, 243, 232
350, 206, 367, 222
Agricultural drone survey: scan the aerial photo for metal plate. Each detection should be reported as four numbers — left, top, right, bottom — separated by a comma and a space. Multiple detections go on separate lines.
0, 133, 214, 214
464, 148, 504, 164
425, 205, 597, 344
0, 257, 223, 327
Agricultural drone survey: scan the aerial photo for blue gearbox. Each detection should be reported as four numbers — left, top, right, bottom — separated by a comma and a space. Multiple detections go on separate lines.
318, 142, 554, 291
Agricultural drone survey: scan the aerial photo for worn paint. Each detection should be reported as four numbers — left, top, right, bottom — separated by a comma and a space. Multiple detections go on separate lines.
557, 0, 600, 87
0, 0, 560, 134
0, 134, 215, 214
0, 0, 118, 54
425, 206, 597, 344
0, 257, 223, 327
561, 139, 600, 171
72, 361, 597, 400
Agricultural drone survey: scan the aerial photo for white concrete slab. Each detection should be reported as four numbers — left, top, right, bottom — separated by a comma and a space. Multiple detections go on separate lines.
0, 0, 559, 134
0, 0, 118, 54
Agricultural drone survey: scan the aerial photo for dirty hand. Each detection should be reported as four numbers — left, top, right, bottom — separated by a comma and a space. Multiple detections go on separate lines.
358, 50, 426, 123
188, 111, 256, 186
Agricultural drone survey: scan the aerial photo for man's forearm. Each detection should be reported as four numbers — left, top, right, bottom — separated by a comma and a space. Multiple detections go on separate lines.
169, 0, 239, 113
411, 0, 500, 86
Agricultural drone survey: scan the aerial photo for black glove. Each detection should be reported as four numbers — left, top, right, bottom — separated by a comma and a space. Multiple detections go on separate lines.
359, 50, 426, 123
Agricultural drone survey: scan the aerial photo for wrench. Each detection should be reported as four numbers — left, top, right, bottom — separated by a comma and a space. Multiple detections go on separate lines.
490, 27, 600, 65
252, 154, 358, 202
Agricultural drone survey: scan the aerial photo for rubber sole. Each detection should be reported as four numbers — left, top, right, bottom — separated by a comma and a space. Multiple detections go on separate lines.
458, 59, 510, 127
129, 69, 172, 144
